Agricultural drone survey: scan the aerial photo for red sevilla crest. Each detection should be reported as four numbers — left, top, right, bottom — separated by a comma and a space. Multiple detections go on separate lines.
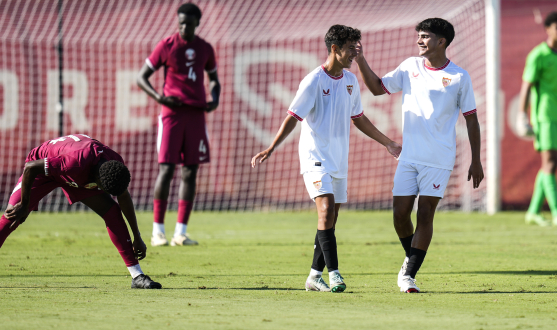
442, 77, 451, 87
346, 85, 353, 95
313, 180, 322, 190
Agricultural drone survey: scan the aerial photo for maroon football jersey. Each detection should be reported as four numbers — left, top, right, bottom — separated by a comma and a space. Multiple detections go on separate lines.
147, 33, 217, 108
26, 134, 124, 190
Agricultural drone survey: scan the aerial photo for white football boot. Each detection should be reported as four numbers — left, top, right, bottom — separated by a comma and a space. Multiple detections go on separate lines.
329, 272, 346, 293
170, 234, 199, 246
397, 257, 409, 287
399, 275, 420, 293
305, 276, 331, 292
151, 232, 169, 246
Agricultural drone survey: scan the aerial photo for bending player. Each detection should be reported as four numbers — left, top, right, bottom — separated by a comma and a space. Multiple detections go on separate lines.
356, 18, 484, 292
252, 25, 401, 293
137, 3, 220, 247
0, 134, 162, 289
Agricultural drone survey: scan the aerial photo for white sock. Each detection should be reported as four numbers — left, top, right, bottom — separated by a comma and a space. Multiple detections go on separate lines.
174, 223, 187, 237
309, 269, 323, 277
153, 222, 165, 235
329, 270, 340, 277
128, 264, 144, 278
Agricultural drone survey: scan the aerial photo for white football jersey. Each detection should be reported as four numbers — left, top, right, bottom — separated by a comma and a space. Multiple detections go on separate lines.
288, 65, 363, 178
381, 57, 476, 170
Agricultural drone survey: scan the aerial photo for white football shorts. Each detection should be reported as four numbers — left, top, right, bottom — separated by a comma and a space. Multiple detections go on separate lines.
303, 171, 348, 203
392, 160, 452, 198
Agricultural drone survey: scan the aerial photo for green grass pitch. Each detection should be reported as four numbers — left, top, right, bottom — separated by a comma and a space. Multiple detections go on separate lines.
1, 210, 556, 329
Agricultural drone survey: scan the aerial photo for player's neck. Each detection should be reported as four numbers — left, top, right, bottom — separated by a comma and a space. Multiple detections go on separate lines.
180, 33, 196, 42
546, 38, 557, 52
423, 52, 448, 69
322, 58, 344, 77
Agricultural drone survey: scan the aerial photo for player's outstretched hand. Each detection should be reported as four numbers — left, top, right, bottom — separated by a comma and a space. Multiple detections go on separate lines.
206, 101, 219, 113
158, 95, 185, 108
4, 202, 28, 229
133, 237, 147, 260
468, 160, 484, 189
386, 141, 402, 159
251, 149, 273, 168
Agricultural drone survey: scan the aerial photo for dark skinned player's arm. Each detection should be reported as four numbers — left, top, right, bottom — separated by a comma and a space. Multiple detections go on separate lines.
206, 70, 221, 112
117, 189, 141, 239
4, 159, 45, 223
137, 63, 184, 107
117, 189, 146, 260
464, 113, 484, 189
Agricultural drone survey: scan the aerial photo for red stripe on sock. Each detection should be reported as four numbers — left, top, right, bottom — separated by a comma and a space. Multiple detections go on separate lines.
153, 199, 167, 224
177, 200, 193, 225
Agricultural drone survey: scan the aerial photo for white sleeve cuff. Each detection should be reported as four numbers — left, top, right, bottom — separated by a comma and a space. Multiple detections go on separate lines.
145, 58, 155, 71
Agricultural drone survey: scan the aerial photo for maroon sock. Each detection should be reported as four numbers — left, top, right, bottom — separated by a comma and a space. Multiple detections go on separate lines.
0, 215, 20, 248
153, 199, 167, 224
177, 200, 193, 225
103, 204, 137, 267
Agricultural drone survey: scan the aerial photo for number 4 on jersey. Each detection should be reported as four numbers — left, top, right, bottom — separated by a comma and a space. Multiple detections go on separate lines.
188, 67, 196, 82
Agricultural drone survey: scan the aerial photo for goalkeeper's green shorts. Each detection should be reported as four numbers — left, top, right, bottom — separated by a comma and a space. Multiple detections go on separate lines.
534, 122, 557, 151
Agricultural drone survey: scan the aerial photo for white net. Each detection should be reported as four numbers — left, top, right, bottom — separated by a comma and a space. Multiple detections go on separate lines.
0, 0, 487, 212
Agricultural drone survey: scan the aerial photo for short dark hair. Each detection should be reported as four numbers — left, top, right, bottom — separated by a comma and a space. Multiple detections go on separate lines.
98, 160, 131, 196
324, 25, 361, 54
177, 3, 202, 20
415, 18, 455, 48
544, 12, 557, 27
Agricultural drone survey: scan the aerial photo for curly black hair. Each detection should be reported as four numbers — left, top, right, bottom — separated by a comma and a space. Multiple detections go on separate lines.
177, 3, 202, 20
324, 25, 361, 54
545, 12, 557, 28
415, 18, 455, 48
98, 160, 131, 196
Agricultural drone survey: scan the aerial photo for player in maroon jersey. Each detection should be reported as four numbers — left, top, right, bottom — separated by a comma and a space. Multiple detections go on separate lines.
137, 3, 220, 247
0, 134, 162, 289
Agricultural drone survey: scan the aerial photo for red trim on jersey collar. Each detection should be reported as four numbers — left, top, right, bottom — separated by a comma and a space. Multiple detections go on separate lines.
423, 58, 450, 71
321, 65, 343, 80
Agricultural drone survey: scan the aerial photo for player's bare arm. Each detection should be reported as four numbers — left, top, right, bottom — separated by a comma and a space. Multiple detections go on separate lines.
251, 115, 299, 167
517, 80, 534, 135
4, 159, 45, 227
465, 113, 484, 188
137, 64, 185, 107
206, 70, 221, 113
355, 41, 385, 96
352, 114, 401, 158
117, 190, 146, 260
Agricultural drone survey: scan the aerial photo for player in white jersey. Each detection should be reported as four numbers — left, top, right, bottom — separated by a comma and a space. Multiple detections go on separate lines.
356, 18, 484, 292
251, 25, 401, 293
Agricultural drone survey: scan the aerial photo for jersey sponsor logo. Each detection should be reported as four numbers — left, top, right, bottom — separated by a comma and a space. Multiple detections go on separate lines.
346, 85, 353, 95
185, 48, 196, 60
84, 182, 98, 189
433, 183, 440, 190
323, 89, 330, 96
313, 180, 322, 190
442, 77, 451, 87
199, 155, 208, 161
186, 61, 195, 67
412, 71, 419, 78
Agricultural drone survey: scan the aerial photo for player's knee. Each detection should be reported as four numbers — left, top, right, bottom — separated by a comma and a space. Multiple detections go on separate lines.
393, 205, 411, 223
181, 165, 198, 180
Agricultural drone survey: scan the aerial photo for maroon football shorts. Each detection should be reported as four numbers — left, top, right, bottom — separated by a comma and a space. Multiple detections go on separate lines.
8, 175, 105, 211
157, 105, 210, 166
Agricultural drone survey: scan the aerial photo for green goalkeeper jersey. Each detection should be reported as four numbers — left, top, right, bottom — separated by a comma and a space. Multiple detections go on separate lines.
523, 42, 557, 124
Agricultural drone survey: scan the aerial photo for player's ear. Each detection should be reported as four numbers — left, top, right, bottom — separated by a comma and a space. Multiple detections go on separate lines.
439, 37, 446, 48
